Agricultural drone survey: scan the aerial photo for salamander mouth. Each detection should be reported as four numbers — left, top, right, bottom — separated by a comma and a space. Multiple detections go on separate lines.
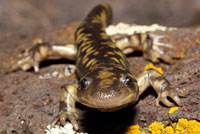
79, 93, 138, 112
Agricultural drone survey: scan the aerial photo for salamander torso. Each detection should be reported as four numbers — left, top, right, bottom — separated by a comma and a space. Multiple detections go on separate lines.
10, 3, 182, 131
74, 4, 138, 111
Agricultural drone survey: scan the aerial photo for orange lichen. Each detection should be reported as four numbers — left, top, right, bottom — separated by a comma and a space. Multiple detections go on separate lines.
144, 63, 164, 74
125, 125, 140, 134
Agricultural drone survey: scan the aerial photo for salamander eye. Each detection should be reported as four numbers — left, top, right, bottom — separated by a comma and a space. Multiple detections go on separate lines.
80, 77, 91, 89
121, 75, 133, 87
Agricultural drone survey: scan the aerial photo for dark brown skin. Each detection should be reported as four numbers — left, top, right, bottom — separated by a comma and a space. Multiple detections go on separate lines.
10, 3, 183, 131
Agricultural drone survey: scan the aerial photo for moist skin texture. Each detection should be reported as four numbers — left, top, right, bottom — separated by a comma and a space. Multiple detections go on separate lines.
10, 3, 182, 131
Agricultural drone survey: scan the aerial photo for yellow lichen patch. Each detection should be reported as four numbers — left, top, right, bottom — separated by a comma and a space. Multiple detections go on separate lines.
125, 125, 140, 134
148, 122, 164, 134
175, 118, 200, 134
168, 107, 179, 114
187, 120, 200, 133
144, 63, 164, 74
125, 118, 200, 134
164, 126, 174, 134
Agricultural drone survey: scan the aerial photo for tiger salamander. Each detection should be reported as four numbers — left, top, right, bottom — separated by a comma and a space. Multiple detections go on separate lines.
10, 3, 182, 130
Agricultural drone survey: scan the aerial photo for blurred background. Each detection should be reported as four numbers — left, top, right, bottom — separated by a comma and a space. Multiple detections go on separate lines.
1, 0, 200, 34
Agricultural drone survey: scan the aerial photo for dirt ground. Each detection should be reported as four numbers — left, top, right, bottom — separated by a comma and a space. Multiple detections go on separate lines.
0, 1, 200, 134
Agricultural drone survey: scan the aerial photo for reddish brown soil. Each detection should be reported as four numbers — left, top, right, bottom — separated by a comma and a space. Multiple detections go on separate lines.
0, 1, 200, 134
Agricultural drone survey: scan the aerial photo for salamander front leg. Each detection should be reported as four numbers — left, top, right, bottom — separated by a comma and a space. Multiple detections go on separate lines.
112, 33, 185, 63
9, 42, 76, 73
136, 69, 182, 107
52, 84, 80, 130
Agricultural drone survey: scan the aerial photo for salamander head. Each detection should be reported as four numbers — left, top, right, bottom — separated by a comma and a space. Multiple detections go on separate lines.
77, 67, 139, 111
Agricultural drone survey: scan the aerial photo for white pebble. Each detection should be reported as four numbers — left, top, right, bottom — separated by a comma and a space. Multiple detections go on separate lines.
106, 22, 177, 36
45, 122, 88, 134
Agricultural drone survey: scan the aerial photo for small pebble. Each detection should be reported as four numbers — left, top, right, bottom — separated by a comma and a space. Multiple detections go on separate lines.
45, 122, 88, 134
106, 22, 177, 36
